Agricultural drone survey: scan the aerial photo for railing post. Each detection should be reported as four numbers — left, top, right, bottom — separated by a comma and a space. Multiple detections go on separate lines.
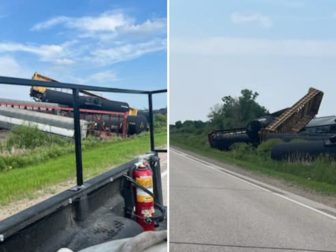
72, 88, 83, 186
148, 93, 155, 151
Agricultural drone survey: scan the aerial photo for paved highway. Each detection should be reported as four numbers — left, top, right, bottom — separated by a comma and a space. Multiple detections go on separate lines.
160, 152, 167, 205
169, 149, 336, 252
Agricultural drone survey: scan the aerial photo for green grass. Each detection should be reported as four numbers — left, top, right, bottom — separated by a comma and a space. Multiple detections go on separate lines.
171, 131, 336, 195
0, 132, 166, 205
0, 125, 72, 171
6, 125, 68, 149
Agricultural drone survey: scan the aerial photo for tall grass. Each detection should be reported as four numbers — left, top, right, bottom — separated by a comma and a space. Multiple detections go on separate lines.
7, 125, 68, 149
0, 131, 167, 205
0, 126, 145, 171
171, 131, 336, 194
0, 126, 71, 171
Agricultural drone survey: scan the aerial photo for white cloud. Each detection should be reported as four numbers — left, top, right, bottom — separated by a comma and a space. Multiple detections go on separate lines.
0, 56, 29, 77
74, 13, 128, 32
91, 39, 166, 65
0, 56, 32, 99
121, 19, 166, 34
31, 16, 69, 31
28, 11, 166, 66
0, 36, 165, 68
31, 12, 166, 40
32, 12, 163, 35
231, 12, 272, 28
172, 37, 336, 58
0, 10, 166, 102
60, 70, 118, 90
92, 18, 166, 44
86, 70, 118, 83
0, 42, 74, 65
32, 13, 129, 32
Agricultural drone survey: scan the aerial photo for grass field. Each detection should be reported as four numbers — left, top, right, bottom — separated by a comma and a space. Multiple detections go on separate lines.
171, 131, 336, 195
0, 131, 166, 205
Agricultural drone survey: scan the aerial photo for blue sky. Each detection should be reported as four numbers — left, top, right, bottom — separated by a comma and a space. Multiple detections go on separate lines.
170, 0, 336, 122
0, 0, 166, 109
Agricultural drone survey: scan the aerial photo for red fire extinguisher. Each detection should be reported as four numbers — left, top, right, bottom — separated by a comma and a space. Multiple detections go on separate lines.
133, 161, 155, 231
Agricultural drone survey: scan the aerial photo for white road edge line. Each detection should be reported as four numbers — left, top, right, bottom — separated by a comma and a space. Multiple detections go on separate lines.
174, 150, 270, 193
172, 149, 336, 221
274, 193, 336, 221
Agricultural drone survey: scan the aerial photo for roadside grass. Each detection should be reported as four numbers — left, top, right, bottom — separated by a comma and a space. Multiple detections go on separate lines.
154, 127, 167, 148
0, 132, 166, 205
171, 132, 336, 195
0, 126, 72, 171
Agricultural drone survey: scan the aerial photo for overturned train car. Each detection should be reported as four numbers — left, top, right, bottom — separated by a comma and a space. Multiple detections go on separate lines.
208, 88, 336, 160
30, 87, 149, 135
209, 116, 336, 160
271, 116, 336, 161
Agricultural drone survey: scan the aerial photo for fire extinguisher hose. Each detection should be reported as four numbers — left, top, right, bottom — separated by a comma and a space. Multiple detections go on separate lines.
123, 174, 166, 222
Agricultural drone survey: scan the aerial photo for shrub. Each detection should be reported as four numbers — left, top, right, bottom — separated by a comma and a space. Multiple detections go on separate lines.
0, 157, 5, 171
82, 136, 102, 149
154, 114, 167, 128
230, 143, 254, 159
256, 139, 284, 159
6, 125, 68, 149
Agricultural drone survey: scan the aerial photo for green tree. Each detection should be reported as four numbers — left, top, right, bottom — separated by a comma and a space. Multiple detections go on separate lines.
154, 113, 167, 128
208, 89, 268, 129
175, 121, 182, 129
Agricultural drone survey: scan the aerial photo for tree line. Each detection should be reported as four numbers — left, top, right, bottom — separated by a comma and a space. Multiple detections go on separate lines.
171, 89, 268, 133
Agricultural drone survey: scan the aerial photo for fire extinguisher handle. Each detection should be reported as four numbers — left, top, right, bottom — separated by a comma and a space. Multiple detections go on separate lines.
123, 174, 155, 198
123, 174, 166, 222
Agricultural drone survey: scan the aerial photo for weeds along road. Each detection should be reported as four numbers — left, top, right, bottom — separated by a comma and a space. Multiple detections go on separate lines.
169, 148, 336, 252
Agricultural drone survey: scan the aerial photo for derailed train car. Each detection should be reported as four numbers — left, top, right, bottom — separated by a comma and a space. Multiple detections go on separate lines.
30, 73, 149, 135
208, 87, 336, 160
208, 116, 336, 149
271, 116, 336, 161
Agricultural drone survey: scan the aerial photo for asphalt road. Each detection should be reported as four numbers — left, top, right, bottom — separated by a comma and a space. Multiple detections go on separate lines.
160, 153, 167, 206
169, 149, 336, 252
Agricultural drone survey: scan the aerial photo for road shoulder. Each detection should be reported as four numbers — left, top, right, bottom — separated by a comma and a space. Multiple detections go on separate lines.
171, 146, 336, 211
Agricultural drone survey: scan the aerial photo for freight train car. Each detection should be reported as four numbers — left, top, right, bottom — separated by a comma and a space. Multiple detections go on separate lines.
208, 88, 336, 160
30, 73, 149, 135
270, 116, 336, 160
